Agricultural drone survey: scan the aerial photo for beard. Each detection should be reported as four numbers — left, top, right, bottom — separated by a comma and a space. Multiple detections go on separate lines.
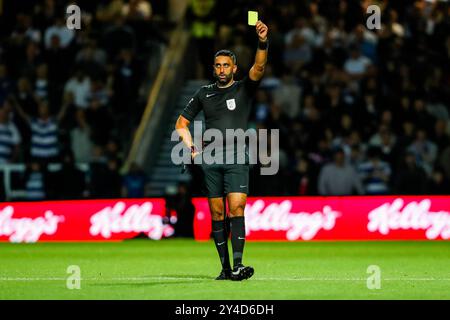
214, 71, 234, 86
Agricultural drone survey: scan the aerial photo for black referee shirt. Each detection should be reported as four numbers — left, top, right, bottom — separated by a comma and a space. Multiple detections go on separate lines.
181, 76, 261, 134
181, 76, 261, 160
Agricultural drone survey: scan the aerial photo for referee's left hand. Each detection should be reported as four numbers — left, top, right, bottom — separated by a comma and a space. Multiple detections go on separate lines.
255, 21, 268, 42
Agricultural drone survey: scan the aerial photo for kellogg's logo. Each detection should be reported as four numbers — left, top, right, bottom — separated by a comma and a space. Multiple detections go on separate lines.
0, 206, 64, 243
89, 201, 174, 240
245, 200, 341, 240
367, 198, 450, 239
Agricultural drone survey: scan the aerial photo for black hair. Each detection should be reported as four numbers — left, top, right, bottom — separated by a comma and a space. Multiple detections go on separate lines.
214, 49, 237, 64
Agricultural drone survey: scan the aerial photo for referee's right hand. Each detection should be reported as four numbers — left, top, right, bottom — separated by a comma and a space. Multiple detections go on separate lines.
181, 150, 201, 173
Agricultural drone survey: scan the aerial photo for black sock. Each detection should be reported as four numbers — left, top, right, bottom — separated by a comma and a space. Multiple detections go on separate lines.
212, 220, 231, 271
230, 216, 245, 267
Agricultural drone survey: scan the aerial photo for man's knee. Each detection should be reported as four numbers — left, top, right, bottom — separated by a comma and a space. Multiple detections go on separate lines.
229, 203, 245, 217
209, 199, 225, 221
211, 209, 225, 221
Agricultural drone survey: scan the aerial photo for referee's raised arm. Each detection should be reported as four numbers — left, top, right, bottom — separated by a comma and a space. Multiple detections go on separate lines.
249, 20, 269, 82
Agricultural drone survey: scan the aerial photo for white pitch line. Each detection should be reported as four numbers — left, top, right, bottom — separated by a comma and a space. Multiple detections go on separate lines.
1, 276, 450, 282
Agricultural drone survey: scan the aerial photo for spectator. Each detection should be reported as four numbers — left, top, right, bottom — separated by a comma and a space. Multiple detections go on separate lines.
348, 143, 364, 170
407, 129, 438, 176
0, 103, 21, 164
17, 41, 43, 80
0, 64, 13, 102
70, 110, 93, 163
394, 151, 428, 194
348, 24, 378, 62
44, 34, 70, 83
76, 38, 108, 68
122, 0, 152, 21
24, 161, 48, 201
379, 110, 394, 129
34, 0, 58, 31
88, 146, 109, 198
396, 120, 416, 154
86, 79, 110, 108
336, 113, 353, 138
358, 146, 391, 195
55, 152, 85, 199
272, 72, 301, 119
343, 46, 371, 80
1, 0, 449, 199
427, 95, 449, 121
102, 157, 123, 198
393, 95, 414, 126
0, 1, 160, 200
439, 145, 450, 182
112, 49, 141, 114
10, 14, 42, 44
186, 0, 217, 79
76, 40, 108, 80
318, 147, 364, 195
230, 33, 253, 74
44, 17, 75, 49
411, 98, 435, 134
431, 119, 450, 156
96, 0, 124, 23
105, 138, 123, 162
322, 85, 346, 134
252, 89, 271, 124
34, 63, 49, 100
369, 125, 396, 153
427, 166, 450, 195
290, 156, 316, 195
12, 96, 69, 163
285, 17, 317, 49
259, 65, 282, 91
103, 14, 136, 61
16, 77, 37, 115
64, 69, 91, 110
122, 162, 147, 198
85, 79, 113, 145
283, 33, 311, 72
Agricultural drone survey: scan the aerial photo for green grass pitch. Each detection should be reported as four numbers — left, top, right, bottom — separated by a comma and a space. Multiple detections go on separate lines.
0, 240, 449, 299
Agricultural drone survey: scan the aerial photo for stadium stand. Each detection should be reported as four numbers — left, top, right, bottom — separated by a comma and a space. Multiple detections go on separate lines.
0, 0, 449, 200
0, 0, 172, 200
180, 0, 450, 197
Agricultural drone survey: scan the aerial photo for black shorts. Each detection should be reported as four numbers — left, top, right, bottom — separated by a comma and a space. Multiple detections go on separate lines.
201, 163, 249, 198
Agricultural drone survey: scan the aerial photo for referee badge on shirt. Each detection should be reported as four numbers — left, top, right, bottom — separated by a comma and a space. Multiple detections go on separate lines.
226, 98, 236, 111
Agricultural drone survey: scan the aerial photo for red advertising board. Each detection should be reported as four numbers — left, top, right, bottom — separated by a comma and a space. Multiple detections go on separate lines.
0, 199, 174, 242
193, 196, 450, 241
1, 196, 449, 242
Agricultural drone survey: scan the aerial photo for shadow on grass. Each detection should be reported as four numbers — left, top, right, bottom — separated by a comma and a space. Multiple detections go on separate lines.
160, 274, 212, 280
89, 274, 213, 287
90, 280, 204, 287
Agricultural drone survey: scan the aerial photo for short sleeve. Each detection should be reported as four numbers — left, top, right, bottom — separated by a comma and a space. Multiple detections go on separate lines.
181, 89, 202, 121
242, 76, 261, 96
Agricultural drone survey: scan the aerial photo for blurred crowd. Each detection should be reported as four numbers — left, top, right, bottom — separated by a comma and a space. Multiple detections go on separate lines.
0, 0, 449, 200
187, 0, 450, 196
0, 0, 169, 200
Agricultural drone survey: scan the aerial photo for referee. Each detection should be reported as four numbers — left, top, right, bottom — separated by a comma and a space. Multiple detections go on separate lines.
175, 21, 268, 281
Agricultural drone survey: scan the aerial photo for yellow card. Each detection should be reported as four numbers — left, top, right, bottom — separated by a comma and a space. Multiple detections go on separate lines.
248, 11, 258, 26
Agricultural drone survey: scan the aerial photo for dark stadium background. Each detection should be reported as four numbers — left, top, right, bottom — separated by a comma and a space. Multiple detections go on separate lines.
0, 0, 449, 232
